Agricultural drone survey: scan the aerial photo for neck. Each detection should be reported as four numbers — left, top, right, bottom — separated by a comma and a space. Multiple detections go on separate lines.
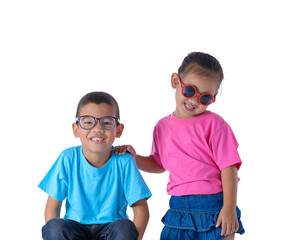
82, 147, 113, 168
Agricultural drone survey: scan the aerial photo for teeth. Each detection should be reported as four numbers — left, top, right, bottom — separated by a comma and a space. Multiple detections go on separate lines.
91, 137, 104, 141
185, 104, 195, 109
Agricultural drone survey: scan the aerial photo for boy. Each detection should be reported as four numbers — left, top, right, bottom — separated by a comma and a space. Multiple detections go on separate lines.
38, 91, 151, 240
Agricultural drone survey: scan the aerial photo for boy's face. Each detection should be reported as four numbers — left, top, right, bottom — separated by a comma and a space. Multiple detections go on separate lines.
72, 103, 124, 160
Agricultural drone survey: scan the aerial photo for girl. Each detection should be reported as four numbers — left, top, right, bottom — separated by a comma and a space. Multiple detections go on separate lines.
115, 52, 245, 240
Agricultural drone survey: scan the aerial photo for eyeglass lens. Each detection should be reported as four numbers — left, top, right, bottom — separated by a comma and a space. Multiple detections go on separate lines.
183, 86, 196, 98
182, 86, 213, 105
79, 116, 117, 130
200, 94, 213, 105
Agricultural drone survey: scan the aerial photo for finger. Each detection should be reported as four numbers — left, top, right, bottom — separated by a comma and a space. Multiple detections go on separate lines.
127, 145, 135, 153
114, 146, 125, 155
126, 146, 132, 152
227, 222, 234, 236
114, 146, 121, 154
235, 220, 239, 233
127, 146, 136, 156
120, 148, 127, 155
221, 221, 226, 236
113, 147, 119, 154
216, 216, 222, 228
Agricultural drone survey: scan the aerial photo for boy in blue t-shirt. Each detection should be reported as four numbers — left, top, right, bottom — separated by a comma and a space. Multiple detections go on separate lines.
38, 91, 152, 240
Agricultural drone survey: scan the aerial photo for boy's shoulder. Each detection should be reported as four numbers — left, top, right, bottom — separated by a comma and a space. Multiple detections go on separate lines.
55, 146, 82, 167
60, 145, 82, 158
113, 152, 135, 165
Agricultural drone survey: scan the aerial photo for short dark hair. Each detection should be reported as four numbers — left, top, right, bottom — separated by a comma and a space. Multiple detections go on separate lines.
178, 52, 224, 83
75, 91, 120, 119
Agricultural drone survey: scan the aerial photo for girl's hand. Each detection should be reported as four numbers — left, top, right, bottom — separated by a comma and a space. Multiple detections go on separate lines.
216, 206, 239, 236
114, 145, 137, 159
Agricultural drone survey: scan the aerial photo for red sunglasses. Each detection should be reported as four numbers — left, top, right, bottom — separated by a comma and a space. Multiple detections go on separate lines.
177, 75, 215, 106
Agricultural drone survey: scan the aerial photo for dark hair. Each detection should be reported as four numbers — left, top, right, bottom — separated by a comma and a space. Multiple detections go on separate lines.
178, 52, 224, 83
75, 91, 120, 119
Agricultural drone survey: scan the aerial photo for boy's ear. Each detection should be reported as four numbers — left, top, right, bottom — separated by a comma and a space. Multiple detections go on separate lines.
171, 73, 179, 89
116, 123, 124, 138
72, 122, 80, 138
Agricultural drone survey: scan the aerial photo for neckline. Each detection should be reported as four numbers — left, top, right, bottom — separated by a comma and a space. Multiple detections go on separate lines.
80, 146, 115, 171
170, 110, 211, 121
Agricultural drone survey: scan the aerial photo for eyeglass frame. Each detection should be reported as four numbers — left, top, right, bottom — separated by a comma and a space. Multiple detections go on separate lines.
177, 75, 216, 106
75, 115, 120, 130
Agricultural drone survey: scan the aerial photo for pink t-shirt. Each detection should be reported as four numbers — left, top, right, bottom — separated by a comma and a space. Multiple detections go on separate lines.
151, 111, 242, 196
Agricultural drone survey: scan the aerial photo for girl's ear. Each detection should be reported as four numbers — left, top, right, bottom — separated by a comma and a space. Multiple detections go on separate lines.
116, 123, 124, 138
72, 122, 80, 138
213, 91, 218, 102
171, 73, 179, 89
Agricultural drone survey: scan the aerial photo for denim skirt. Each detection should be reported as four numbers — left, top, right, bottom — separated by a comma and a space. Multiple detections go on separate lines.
160, 193, 245, 240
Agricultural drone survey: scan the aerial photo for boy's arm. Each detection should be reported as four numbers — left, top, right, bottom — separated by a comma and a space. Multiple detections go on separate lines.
44, 196, 62, 223
216, 165, 239, 236
114, 145, 165, 173
132, 198, 149, 240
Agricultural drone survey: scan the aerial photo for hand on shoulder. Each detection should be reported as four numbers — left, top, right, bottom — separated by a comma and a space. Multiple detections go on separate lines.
114, 145, 137, 159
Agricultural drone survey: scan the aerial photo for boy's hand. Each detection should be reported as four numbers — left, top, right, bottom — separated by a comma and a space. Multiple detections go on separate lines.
114, 145, 137, 159
216, 206, 239, 236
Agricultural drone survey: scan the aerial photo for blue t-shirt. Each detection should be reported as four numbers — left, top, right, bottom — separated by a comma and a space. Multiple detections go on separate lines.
38, 146, 152, 224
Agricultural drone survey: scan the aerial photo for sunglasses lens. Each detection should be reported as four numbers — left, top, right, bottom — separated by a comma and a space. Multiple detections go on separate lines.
183, 86, 196, 98
200, 94, 214, 105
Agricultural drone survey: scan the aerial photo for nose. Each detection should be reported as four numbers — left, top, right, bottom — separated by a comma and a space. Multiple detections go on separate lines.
92, 120, 105, 132
189, 94, 200, 104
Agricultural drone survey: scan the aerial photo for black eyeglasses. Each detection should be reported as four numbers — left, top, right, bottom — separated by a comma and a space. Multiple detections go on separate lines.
76, 115, 120, 130
177, 75, 215, 106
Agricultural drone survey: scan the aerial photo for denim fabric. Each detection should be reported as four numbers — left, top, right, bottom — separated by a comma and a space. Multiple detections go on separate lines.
42, 218, 139, 240
160, 193, 245, 240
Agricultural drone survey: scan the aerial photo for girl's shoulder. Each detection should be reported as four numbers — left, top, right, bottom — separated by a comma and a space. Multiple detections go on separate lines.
154, 113, 172, 127
204, 111, 227, 124
201, 111, 230, 133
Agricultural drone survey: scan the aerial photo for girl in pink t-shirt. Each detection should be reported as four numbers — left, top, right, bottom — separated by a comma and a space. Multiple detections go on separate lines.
115, 52, 245, 240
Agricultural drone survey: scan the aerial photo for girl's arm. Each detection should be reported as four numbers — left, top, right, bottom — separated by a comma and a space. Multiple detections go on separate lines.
135, 155, 165, 173
114, 145, 165, 173
132, 198, 149, 240
216, 165, 239, 236
44, 196, 62, 223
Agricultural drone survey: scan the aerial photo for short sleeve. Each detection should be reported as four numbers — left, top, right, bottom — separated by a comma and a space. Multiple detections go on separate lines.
210, 123, 242, 171
38, 152, 68, 201
123, 155, 152, 207
150, 125, 163, 168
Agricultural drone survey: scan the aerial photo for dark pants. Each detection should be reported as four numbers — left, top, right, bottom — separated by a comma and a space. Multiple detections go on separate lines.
42, 218, 139, 240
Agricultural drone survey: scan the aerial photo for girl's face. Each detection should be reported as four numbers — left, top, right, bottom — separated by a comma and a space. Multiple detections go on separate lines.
171, 72, 220, 119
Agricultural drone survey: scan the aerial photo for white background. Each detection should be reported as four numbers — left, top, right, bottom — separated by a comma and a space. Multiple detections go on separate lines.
1, 0, 296, 239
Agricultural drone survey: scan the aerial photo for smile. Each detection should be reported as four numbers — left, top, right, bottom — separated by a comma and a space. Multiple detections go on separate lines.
184, 103, 196, 111
90, 137, 105, 143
